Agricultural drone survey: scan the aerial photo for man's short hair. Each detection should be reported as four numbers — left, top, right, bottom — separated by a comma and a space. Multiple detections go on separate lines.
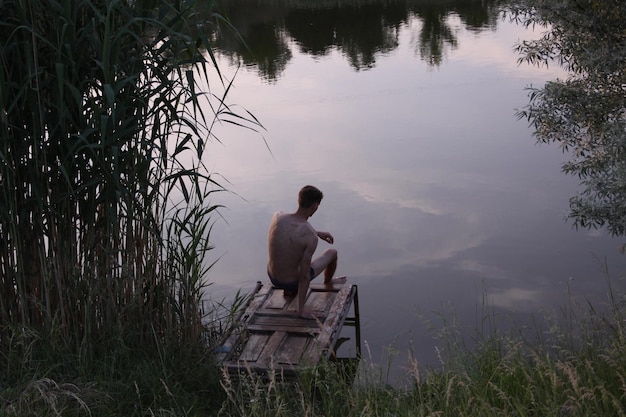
298, 185, 323, 208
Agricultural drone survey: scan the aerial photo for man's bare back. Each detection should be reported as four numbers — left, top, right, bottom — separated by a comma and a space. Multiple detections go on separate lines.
266, 186, 346, 317
267, 212, 318, 288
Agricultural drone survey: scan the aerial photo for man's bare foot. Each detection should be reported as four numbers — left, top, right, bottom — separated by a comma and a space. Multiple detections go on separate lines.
323, 276, 347, 286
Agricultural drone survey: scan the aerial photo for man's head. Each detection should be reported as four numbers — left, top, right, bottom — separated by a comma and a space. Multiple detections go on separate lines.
298, 185, 323, 209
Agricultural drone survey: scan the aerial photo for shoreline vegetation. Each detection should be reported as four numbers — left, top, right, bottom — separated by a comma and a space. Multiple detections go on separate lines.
1, 277, 625, 416
2, 0, 625, 416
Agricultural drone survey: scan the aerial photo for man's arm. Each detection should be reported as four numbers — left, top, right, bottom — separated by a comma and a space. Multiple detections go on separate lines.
297, 229, 318, 317
316, 231, 334, 244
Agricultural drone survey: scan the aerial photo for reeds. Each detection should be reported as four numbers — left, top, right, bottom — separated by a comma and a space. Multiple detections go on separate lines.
0, 0, 259, 359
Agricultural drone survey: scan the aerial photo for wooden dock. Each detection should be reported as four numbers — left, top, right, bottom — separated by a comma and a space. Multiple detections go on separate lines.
215, 281, 361, 378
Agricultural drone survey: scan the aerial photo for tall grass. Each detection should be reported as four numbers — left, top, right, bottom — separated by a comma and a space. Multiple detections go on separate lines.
217, 279, 626, 417
2, 280, 623, 415
0, 0, 259, 365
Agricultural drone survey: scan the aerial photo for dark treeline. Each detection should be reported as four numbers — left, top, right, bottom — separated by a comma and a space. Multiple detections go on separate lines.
211, 0, 500, 80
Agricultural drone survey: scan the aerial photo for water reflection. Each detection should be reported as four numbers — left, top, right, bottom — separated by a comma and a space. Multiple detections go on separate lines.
212, 0, 500, 79
202, 0, 624, 385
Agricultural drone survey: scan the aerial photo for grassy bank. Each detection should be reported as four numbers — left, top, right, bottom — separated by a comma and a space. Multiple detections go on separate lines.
1, 332, 222, 416
218, 281, 626, 417
2, 280, 624, 416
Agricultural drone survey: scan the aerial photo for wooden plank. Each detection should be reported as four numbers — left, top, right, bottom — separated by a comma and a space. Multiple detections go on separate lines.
248, 317, 319, 330
324, 285, 356, 357
262, 283, 344, 311
252, 309, 304, 318
230, 329, 312, 367
252, 310, 322, 321
306, 290, 335, 313
239, 332, 270, 362
252, 314, 315, 326
275, 333, 310, 365
247, 309, 324, 334
300, 284, 355, 363
257, 331, 287, 365
309, 283, 344, 292
246, 324, 321, 334
263, 289, 292, 310
215, 282, 265, 363
242, 284, 273, 321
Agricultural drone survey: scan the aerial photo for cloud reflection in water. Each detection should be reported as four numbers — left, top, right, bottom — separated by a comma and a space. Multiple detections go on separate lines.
202, 11, 622, 384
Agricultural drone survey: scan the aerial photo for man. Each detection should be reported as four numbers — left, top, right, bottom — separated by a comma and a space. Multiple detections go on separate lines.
267, 185, 346, 317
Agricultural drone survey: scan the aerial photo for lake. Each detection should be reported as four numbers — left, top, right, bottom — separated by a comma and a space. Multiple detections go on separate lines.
201, 0, 624, 385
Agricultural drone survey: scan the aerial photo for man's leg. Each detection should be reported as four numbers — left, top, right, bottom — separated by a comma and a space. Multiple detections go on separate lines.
310, 249, 345, 284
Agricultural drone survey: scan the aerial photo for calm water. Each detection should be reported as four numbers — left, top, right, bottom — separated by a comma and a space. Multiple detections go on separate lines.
201, 0, 624, 384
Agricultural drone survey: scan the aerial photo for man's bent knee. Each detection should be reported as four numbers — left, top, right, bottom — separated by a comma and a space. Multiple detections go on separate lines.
311, 249, 337, 276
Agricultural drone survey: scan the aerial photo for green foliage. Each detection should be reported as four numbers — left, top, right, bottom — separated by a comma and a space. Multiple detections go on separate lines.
506, 0, 626, 235
0, 1, 261, 415
0, 0, 261, 360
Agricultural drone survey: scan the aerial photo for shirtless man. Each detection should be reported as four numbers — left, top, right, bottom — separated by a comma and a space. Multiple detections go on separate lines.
267, 185, 346, 317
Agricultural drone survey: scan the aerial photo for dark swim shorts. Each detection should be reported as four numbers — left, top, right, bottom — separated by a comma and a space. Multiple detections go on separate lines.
268, 268, 315, 293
